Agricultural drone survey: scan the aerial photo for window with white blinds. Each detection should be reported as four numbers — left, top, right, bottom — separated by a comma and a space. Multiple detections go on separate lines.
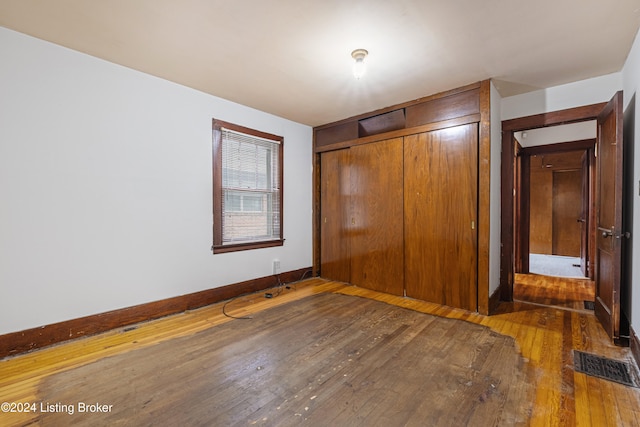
212, 120, 283, 253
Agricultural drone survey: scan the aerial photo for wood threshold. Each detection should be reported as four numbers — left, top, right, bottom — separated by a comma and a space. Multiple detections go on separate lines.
0, 267, 312, 358
314, 114, 481, 153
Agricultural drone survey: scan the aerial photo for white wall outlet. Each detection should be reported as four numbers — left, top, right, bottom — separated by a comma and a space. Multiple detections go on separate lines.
273, 259, 281, 275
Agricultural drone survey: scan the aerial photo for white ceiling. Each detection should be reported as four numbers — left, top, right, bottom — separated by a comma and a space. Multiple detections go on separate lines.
0, 1, 639, 126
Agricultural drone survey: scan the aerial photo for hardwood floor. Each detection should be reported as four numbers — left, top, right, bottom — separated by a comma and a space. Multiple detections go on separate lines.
1, 277, 638, 426
514, 273, 595, 311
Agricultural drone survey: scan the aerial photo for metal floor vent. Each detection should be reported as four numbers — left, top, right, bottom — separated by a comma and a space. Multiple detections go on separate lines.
573, 351, 639, 388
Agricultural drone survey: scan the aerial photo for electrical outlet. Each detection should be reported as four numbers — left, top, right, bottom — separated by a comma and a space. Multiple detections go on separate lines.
273, 259, 281, 275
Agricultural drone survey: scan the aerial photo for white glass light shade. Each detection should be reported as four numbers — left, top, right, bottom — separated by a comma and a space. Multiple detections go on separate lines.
351, 49, 368, 79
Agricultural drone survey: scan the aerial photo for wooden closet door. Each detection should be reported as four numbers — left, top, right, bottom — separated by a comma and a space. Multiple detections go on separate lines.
320, 149, 351, 282
404, 124, 478, 311
350, 137, 404, 295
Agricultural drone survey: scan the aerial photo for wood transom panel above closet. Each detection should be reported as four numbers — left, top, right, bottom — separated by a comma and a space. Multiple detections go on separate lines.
314, 81, 492, 313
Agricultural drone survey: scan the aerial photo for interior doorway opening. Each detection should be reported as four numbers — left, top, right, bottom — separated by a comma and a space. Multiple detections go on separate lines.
501, 93, 627, 343
504, 113, 596, 310
511, 124, 597, 312
527, 148, 592, 280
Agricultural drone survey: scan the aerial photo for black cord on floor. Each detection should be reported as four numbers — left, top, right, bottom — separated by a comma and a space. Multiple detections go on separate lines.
221, 269, 315, 320
285, 269, 313, 291
222, 296, 253, 320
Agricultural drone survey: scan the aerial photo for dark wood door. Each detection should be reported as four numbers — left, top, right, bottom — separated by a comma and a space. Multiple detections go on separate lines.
350, 138, 404, 295
320, 149, 351, 282
594, 91, 624, 341
580, 151, 588, 276
588, 148, 597, 279
404, 124, 478, 311
552, 170, 582, 257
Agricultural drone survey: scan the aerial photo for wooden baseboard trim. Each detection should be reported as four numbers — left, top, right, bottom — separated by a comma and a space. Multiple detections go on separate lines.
631, 326, 640, 370
488, 287, 501, 315
0, 267, 313, 359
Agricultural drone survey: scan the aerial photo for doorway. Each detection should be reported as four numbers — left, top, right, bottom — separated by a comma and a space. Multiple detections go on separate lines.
513, 132, 596, 311
501, 93, 628, 344
528, 150, 590, 278
500, 102, 608, 306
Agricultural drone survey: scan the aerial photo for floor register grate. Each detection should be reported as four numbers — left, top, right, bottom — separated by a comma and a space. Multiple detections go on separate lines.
573, 350, 639, 388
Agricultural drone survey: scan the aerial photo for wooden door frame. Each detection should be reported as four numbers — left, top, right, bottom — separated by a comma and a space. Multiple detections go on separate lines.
500, 103, 606, 301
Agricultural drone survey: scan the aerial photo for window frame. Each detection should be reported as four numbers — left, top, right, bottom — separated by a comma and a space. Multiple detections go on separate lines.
212, 119, 284, 254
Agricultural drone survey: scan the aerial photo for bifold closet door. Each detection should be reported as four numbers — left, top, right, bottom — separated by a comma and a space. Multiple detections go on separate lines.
320, 149, 351, 282
404, 124, 478, 311
350, 137, 404, 295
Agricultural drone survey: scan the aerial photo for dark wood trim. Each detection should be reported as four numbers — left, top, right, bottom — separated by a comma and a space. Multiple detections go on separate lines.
519, 154, 530, 273
477, 80, 491, 315
314, 82, 481, 131
520, 139, 595, 156
501, 104, 606, 303
312, 152, 321, 276
315, 114, 481, 153
514, 143, 521, 273
212, 119, 284, 142
488, 286, 502, 315
0, 267, 312, 359
588, 148, 597, 279
211, 118, 285, 253
631, 326, 640, 370
212, 121, 223, 247
213, 239, 284, 254
501, 129, 515, 301
502, 103, 607, 132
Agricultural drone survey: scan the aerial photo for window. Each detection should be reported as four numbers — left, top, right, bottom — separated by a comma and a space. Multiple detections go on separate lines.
212, 119, 283, 253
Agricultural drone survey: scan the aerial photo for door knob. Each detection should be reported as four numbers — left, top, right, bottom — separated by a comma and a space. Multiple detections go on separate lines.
602, 230, 612, 238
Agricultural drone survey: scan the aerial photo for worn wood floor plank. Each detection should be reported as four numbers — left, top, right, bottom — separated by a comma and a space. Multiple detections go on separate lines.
1, 277, 639, 426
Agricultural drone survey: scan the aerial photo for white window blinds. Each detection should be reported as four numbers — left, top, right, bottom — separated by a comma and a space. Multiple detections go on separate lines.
220, 127, 281, 245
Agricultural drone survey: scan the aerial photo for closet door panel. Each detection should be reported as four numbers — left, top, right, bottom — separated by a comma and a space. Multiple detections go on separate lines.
404, 124, 478, 311
320, 149, 351, 282
350, 138, 404, 295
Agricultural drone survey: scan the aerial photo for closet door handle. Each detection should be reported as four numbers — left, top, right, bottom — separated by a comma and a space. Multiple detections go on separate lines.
599, 227, 613, 238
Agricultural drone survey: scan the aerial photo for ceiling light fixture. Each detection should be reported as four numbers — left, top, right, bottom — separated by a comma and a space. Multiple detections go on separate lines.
351, 49, 368, 79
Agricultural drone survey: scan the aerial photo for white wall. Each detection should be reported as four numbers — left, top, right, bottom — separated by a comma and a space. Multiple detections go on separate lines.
502, 72, 622, 120
0, 27, 313, 335
622, 27, 640, 332
489, 81, 502, 296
